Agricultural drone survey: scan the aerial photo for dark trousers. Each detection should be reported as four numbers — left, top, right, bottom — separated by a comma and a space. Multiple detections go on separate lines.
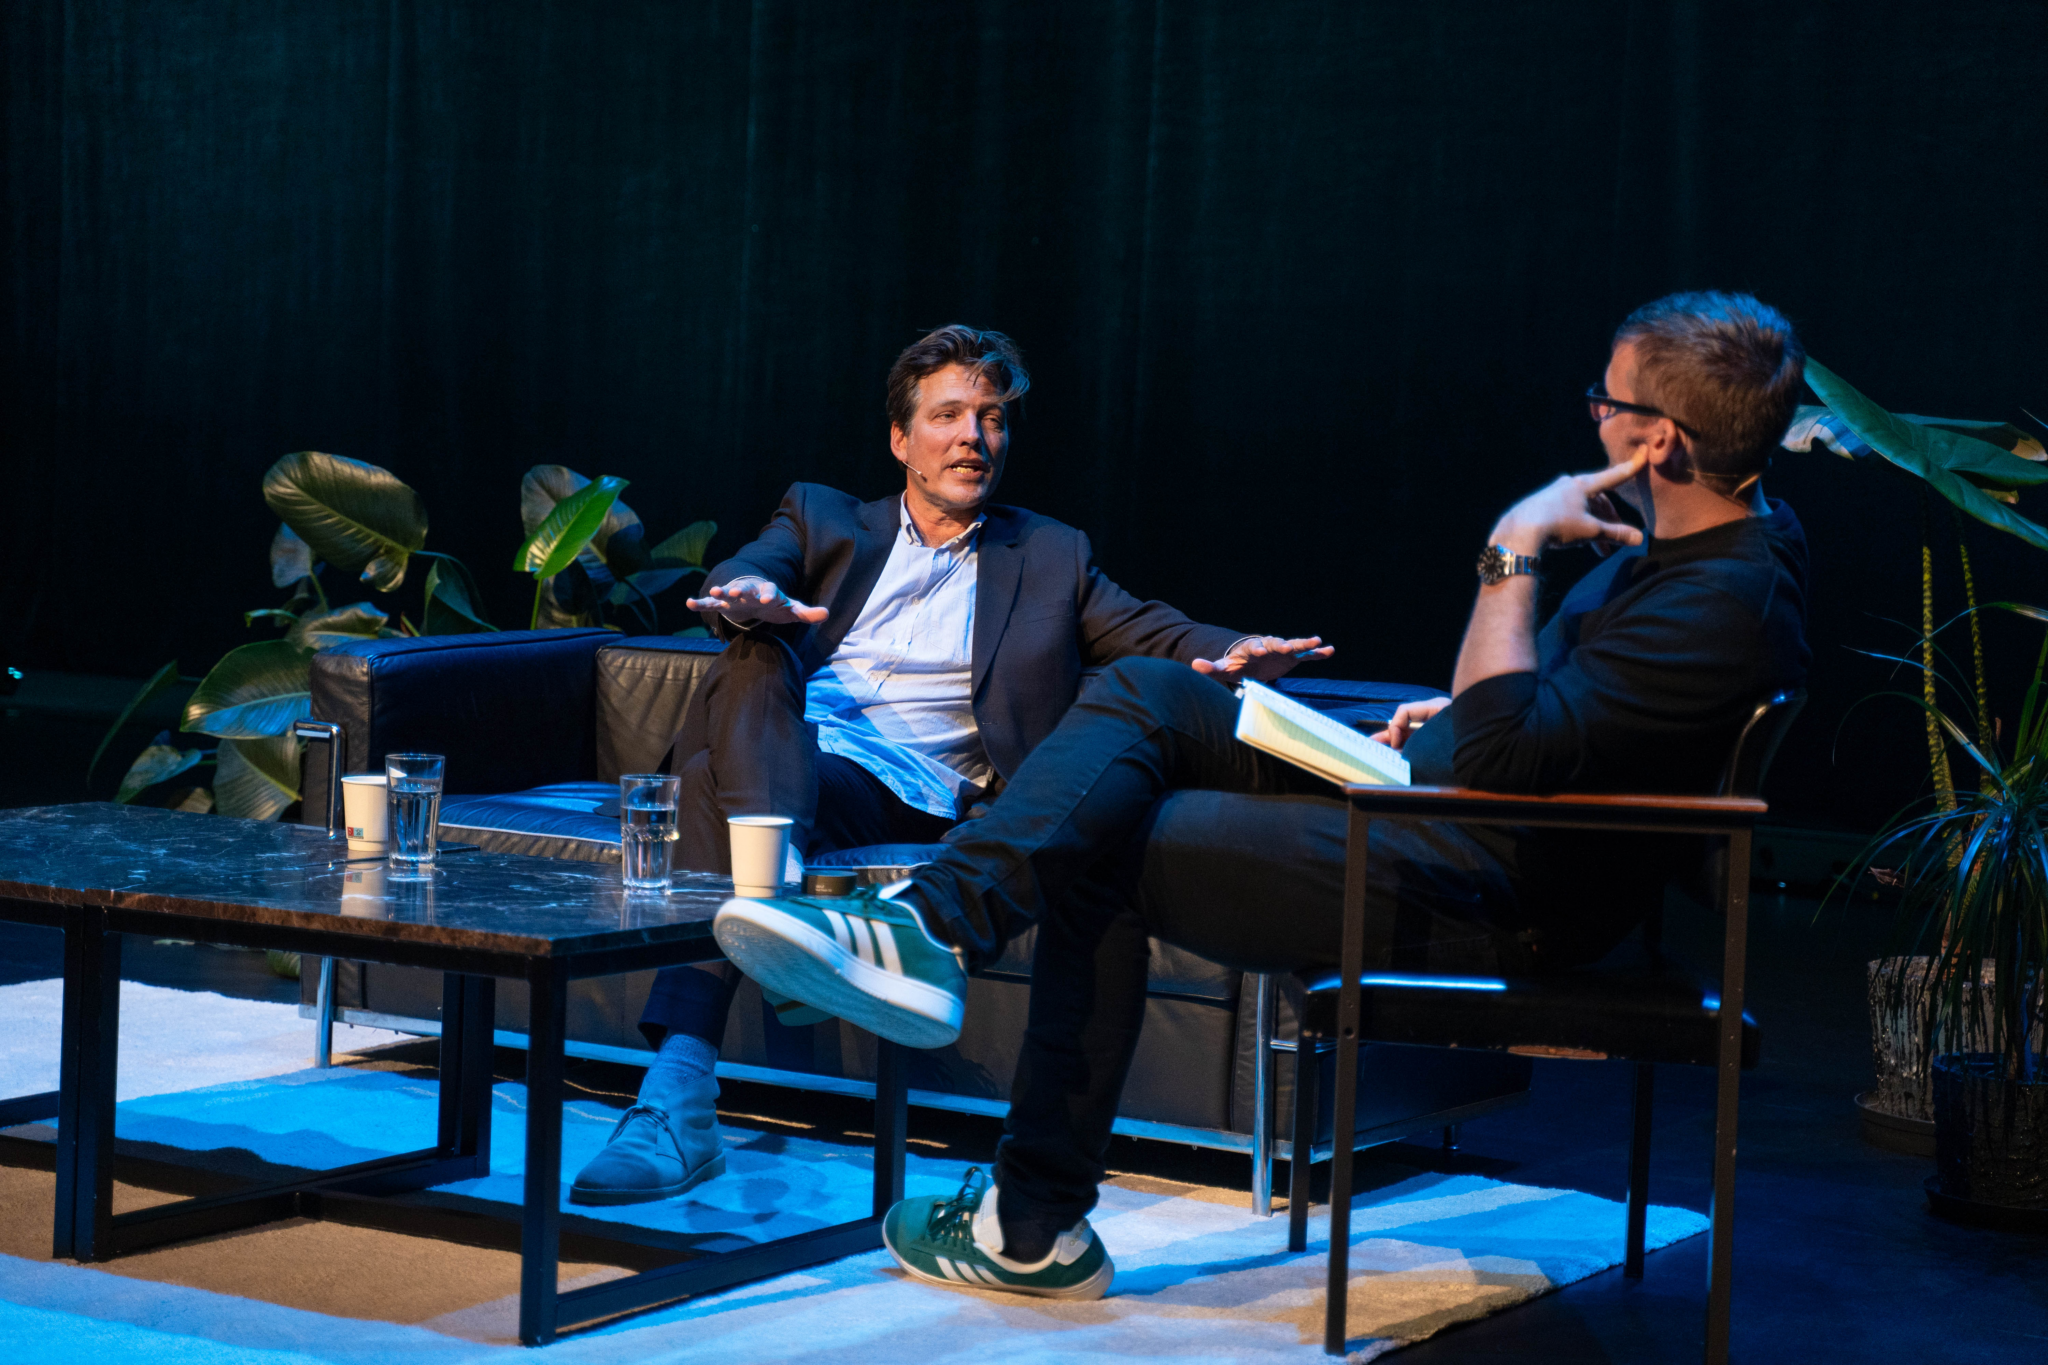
906, 657, 1525, 1242
640, 632, 954, 1048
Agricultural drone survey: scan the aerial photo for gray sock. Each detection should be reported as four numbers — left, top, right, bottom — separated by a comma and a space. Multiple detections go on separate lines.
637, 1031, 719, 1114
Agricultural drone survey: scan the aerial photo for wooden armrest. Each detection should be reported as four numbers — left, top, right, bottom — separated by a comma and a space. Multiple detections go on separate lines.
1339, 785, 1766, 834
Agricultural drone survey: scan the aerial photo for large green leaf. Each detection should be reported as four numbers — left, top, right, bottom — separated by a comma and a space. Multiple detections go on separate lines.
183, 640, 315, 738
262, 452, 428, 593
514, 473, 629, 581
519, 465, 641, 581
270, 522, 315, 587
1803, 359, 2048, 552
214, 734, 302, 820
520, 465, 641, 542
89, 660, 180, 781
286, 602, 390, 651
650, 520, 717, 566
117, 740, 206, 804
422, 558, 497, 635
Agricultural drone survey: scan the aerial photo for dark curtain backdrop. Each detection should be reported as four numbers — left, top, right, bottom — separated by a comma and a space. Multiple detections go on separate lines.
6, 1, 2046, 831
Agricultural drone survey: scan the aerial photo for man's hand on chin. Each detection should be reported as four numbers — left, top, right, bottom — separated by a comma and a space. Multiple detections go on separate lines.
1191, 636, 1334, 682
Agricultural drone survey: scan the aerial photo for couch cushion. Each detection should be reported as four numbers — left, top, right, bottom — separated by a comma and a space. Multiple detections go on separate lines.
596, 637, 724, 780
439, 782, 620, 862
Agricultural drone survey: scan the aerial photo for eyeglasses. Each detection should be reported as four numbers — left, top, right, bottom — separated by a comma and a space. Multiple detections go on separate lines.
1585, 385, 1697, 435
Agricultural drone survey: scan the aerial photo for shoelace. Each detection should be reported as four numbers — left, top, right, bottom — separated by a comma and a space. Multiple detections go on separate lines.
925, 1167, 992, 1251
606, 1103, 689, 1170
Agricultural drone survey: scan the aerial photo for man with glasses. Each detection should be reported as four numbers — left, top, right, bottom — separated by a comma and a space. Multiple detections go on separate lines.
713, 292, 1813, 1299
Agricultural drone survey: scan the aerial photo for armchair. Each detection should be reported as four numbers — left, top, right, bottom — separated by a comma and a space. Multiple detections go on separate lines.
1283, 690, 1803, 1361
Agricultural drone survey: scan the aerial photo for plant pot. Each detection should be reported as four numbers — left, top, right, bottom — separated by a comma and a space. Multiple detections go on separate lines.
1862, 957, 2004, 1153
1866, 957, 1938, 1125
1928, 1052, 2048, 1228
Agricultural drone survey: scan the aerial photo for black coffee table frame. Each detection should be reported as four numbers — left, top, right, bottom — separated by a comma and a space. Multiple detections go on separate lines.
0, 808, 909, 1347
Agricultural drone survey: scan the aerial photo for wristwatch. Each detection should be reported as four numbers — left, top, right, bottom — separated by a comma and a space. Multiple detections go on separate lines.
1476, 544, 1540, 586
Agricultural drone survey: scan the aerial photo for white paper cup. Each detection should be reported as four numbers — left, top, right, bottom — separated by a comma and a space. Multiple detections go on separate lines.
728, 816, 794, 899
342, 773, 389, 852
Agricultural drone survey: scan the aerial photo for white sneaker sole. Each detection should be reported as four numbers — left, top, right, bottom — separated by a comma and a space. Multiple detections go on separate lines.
713, 899, 965, 1050
881, 1220, 1115, 1301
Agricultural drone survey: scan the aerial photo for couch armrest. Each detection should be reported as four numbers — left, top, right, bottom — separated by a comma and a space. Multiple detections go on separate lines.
595, 636, 724, 780
305, 628, 613, 827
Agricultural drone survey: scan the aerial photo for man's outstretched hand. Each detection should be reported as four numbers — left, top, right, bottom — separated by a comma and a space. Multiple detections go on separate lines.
685, 577, 830, 626
1191, 636, 1334, 681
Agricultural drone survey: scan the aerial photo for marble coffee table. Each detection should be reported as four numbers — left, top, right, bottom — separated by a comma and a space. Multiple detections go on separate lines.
0, 803, 908, 1345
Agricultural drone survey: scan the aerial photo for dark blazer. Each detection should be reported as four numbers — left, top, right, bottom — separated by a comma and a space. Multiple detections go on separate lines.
703, 482, 1244, 781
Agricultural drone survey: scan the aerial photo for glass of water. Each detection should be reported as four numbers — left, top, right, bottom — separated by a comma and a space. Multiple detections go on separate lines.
619, 773, 680, 891
385, 753, 446, 871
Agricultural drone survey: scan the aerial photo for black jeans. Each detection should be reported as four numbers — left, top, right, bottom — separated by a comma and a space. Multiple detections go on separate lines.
902, 657, 1525, 1243
639, 632, 955, 1048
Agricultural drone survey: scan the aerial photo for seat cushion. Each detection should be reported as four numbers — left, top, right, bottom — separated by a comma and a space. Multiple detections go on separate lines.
439, 782, 620, 862
1299, 961, 1762, 1070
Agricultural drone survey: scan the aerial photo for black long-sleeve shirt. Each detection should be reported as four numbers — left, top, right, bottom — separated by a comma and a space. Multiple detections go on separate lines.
1405, 499, 1810, 962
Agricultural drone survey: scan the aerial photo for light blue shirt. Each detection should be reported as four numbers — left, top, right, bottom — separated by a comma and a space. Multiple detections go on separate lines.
802, 499, 993, 820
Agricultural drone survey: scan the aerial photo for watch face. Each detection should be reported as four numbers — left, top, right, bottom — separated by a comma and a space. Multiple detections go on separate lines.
1476, 545, 1508, 585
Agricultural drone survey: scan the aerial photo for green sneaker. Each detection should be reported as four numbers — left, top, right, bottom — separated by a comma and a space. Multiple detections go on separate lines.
882, 1168, 1113, 1300
712, 884, 967, 1049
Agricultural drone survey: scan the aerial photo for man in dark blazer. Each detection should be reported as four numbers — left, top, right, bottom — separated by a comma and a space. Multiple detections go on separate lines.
569, 324, 1329, 1205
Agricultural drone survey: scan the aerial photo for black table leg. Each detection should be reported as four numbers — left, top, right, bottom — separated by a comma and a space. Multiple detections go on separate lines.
520, 959, 567, 1347
438, 972, 496, 1178
55, 905, 120, 1262
0, 1090, 61, 1128
873, 1037, 908, 1218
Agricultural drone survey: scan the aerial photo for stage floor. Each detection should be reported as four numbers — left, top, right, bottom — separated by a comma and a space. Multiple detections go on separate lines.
0, 882, 2043, 1361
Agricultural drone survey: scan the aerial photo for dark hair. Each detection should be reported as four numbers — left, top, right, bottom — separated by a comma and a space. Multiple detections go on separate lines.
1613, 291, 1805, 482
885, 325, 1030, 434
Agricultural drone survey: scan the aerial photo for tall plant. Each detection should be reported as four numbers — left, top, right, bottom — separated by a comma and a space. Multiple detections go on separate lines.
1851, 604, 2048, 1086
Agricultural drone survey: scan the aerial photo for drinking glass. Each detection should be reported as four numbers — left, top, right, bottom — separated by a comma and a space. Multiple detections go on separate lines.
619, 773, 680, 891
385, 753, 445, 870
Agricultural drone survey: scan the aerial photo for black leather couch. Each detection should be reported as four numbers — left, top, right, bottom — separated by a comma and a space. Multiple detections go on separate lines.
301, 628, 1530, 1164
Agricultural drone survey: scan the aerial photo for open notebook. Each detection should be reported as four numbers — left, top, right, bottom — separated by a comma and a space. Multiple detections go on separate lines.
1234, 679, 1412, 787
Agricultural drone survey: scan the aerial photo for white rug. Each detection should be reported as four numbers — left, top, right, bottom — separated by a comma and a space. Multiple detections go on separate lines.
0, 977, 409, 1108
0, 980, 1709, 1362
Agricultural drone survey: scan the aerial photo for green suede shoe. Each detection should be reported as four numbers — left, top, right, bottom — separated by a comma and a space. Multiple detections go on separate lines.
882, 1168, 1113, 1300
712, 884, 967, 1049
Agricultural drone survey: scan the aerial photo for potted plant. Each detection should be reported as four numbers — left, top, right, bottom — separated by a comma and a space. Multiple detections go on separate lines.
93, 453, 716, 818
1850, 601, 2048, 1224
1786, 362, 2048, 1150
